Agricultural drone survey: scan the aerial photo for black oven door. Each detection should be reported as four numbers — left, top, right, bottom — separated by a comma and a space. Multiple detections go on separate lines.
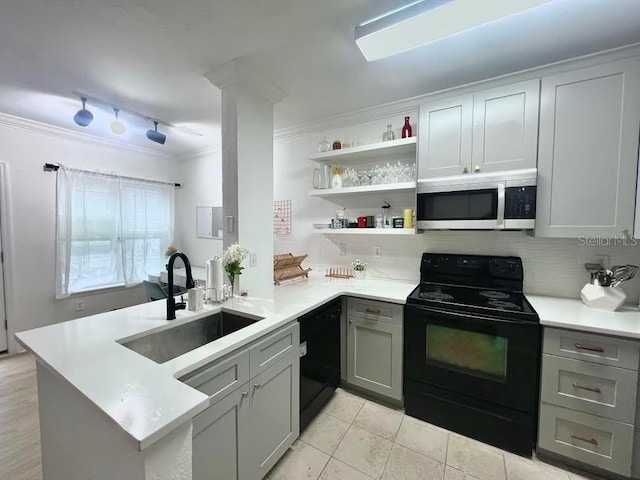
404, 304, 540, 415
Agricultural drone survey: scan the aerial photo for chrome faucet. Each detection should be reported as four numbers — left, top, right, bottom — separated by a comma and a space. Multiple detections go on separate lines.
166, 252, 195, 320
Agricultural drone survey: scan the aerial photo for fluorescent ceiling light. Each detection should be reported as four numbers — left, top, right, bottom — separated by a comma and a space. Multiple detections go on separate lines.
355, 0, 555, 61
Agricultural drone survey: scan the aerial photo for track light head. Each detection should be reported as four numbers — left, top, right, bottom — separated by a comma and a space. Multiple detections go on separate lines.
73, 97, 93, 127
146, 121, 166, 145
110, 108, 126, 135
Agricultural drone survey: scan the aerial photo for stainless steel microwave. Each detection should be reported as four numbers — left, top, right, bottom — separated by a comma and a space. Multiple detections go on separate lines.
416, 169, 537, 230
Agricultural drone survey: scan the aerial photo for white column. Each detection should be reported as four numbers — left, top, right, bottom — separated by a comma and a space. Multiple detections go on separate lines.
206, 60, 285, 298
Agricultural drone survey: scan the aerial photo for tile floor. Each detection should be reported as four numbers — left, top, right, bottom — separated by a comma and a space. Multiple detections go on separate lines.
266, 388, 598, 480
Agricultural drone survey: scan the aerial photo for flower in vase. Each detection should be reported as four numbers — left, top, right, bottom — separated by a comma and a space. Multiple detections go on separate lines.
352, 259, 367, 272
223, 243, 249, 286
165, 245, 178, 257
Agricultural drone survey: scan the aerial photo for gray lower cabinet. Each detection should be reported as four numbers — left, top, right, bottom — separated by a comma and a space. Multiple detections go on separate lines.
191, 323, 300, 480
539, 327, 640, 478
249, 350, 300, 480
345, 298, 403, 401
193, 383, 250, 480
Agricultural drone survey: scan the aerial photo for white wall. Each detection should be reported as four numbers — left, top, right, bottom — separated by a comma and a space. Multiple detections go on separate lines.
0, 114, 182, 353
175, 148, 223, 267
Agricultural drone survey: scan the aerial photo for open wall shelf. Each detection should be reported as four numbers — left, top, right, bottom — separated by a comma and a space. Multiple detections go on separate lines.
309, 137, 417, 165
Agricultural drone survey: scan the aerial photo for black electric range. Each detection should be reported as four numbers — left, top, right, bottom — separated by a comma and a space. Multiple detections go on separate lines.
404, 253, 541, 457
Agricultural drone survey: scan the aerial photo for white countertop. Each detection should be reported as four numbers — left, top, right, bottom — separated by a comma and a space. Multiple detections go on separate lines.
15, 275, 417, 451
528, 295, 640, 339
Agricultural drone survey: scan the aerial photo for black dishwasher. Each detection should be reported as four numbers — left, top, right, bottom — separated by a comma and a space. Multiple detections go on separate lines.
298, 298, 341, 431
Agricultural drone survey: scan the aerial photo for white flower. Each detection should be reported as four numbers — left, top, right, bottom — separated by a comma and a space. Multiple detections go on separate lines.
352, 259, 367, 271
223, 243, 249, 266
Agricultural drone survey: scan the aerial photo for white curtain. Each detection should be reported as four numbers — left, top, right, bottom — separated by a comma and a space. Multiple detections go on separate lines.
120, 178, 174, 286
56, 167, 174, 298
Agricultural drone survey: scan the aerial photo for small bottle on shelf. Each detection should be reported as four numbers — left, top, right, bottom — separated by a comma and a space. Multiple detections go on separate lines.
382, 125, 395, 142
401, 117, 412, 138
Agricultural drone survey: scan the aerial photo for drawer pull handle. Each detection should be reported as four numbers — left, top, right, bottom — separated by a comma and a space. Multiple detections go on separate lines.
254, 383, 262, 389
572, 382, 601, 394
364, 308, 381, 315
241, 391, 249, 398
570, 432, 598, 446
574, 343, 604, 353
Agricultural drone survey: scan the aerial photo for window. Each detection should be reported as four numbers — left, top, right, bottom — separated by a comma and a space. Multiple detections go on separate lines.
56, 168, 174, 298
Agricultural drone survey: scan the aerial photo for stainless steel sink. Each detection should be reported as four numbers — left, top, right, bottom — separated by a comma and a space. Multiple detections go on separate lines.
121, 310, 263, 363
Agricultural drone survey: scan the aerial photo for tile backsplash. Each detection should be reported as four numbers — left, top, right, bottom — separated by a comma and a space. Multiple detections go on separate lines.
315, 230, 640, 303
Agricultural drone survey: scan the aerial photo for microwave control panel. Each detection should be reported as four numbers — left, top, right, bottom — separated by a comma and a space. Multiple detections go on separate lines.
505, 186, 536, 219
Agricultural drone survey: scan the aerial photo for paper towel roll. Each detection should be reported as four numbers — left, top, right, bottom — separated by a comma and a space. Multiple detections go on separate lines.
206, 257, 224, 301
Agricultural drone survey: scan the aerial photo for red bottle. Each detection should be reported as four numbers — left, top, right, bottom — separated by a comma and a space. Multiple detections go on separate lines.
401, 116, 412, 138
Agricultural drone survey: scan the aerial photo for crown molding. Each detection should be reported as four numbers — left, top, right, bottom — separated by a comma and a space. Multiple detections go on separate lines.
0, 112, 175, 159
180, 145, 220, 160
274, 42, 640, 142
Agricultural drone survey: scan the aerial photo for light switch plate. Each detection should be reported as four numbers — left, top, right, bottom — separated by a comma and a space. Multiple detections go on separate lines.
249, 253, 257, 268
339, 243, 346, 256
374, 246, 381, 257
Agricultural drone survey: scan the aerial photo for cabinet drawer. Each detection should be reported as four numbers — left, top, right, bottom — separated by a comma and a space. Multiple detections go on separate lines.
250, 323, 299, 378
181, 349, 250, 405
347, 297, 402, 325
544, 328, 640, 370
538, 403, 633, 477
541, 354, 637, 423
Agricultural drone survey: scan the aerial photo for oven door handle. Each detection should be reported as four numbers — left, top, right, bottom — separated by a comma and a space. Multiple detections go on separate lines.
496, 183, 505, 228
405, 303, 528, 325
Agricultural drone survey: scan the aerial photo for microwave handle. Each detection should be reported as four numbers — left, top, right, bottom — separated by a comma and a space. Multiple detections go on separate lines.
496, 184, 505, 226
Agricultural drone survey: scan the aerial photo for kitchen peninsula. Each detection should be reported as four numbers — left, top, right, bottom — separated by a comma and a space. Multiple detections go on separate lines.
15, 276, 417, 480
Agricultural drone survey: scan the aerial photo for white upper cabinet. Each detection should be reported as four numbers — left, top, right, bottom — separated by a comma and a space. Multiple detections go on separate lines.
418, 80, 539, 178
471, 79, 539, 173
418, 94, 473, 178
535, 58, 640, 238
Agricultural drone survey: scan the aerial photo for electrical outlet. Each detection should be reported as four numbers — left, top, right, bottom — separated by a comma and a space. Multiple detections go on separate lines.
339, 243, 347, 256
374, 246, 381, 257
75, 300, 84, 311
593, 254, 610, 269
249, 252, 257, 268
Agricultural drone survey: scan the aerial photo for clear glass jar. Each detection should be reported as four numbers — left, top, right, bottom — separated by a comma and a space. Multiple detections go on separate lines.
317, 136, 331, 152
382, 125, 395, 142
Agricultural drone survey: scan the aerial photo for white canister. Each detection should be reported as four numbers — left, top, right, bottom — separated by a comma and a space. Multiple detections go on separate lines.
188, 287, 204, 311
580, 284, 626, 311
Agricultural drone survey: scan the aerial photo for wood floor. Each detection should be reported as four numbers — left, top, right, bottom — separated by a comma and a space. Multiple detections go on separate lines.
0, 353, 42, 480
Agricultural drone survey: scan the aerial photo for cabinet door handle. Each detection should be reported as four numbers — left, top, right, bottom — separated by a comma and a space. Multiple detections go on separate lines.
570, 432, 598, 446
364, 308, 381, 315
572, 382, 602, 394
254, 383, 262, 389
348, 319, 353, 324
241, 391, 249, 398
574, 343, 604, 353
474, 165, 480, 172
463, 167, 469, 174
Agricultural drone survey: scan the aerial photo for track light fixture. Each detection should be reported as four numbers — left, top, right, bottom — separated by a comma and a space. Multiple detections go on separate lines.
146, 121, 166, 145
73, 97, 94, 127
70, 91, 203, 145
110, 108, 126, 135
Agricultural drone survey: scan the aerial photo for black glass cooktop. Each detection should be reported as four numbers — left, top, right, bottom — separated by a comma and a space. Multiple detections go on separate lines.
406, 282, 538, 322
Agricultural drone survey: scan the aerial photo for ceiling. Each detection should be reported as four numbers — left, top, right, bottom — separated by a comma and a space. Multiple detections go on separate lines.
1, 0, 640, 155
